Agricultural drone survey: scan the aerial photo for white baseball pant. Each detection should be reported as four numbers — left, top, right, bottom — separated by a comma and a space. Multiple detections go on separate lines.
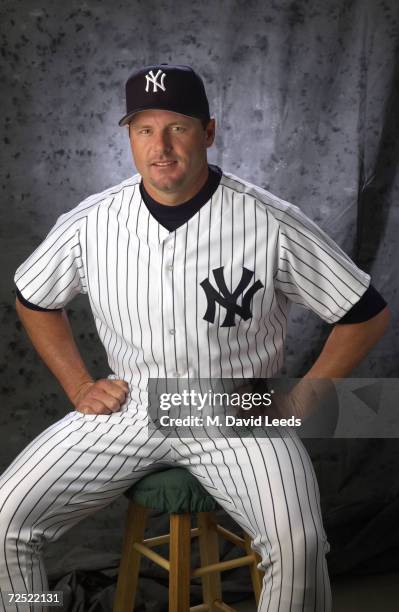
0, 407, 331, 611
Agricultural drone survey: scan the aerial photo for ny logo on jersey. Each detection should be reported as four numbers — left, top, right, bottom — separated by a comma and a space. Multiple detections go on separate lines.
145, 69, 167, 93
200, 266, 264, 327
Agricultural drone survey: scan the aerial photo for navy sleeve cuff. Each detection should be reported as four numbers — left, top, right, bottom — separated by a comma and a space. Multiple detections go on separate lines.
336, 284, 387, 324
15, 287, 63, 312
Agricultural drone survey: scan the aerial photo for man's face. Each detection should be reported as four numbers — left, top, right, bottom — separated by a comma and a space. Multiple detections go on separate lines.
128, 109, 215, 204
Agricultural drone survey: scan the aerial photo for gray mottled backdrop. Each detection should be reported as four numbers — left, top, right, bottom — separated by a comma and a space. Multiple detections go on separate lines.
1, 0, 399, 609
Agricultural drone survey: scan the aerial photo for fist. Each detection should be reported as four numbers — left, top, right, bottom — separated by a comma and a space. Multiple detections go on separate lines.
74, 379, 129, 415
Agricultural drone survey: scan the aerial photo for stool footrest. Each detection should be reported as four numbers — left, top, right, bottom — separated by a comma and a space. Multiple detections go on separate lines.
189, 601, 235, 612
192, 554, 255, 577
143, 526, 200, 547
214, 601, 237, 612
215, 525, 246, 549
133, 542, 170, 571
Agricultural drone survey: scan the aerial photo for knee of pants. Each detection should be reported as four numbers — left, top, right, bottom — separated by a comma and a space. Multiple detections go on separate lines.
253, 521, 330, 569
0, 490, 38, 551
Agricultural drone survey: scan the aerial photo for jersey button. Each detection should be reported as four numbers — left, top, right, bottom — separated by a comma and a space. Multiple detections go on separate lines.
169, 329, 175, 335
174, 371, 181, 377
167, 264, 173, 271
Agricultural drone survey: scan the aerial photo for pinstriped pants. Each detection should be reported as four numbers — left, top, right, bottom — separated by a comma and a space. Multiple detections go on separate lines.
0, 407, 332, 611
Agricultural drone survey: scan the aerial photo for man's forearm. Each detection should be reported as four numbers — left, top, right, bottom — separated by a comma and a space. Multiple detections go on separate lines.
280, 305, 390, 419
15, 298, 94, 406
304, 305, 390, 379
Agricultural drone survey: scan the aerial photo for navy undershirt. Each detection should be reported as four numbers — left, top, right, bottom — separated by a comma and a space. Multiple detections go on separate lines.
15, 164, 387, 323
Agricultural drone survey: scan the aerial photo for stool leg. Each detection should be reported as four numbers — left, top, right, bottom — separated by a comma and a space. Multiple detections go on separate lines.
169, 512, 192, 612
113, 502, 149, 612
197, 512, 222, 611
243, 533, 264, 606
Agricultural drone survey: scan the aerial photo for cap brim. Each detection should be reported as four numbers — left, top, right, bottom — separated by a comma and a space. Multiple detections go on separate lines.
118, 106, 208, 127
118, 110, 138, 126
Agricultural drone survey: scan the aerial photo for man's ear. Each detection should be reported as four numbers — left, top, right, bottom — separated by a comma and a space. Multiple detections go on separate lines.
205, 118, 216, 147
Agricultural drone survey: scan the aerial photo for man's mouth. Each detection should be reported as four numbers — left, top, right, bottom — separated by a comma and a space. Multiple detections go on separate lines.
151, 160, 177, 167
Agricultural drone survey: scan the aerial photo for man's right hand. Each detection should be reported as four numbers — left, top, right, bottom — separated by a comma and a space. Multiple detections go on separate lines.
73, 379, 129, 415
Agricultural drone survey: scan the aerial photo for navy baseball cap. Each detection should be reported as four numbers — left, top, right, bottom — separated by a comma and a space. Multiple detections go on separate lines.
118, 63, 211, 126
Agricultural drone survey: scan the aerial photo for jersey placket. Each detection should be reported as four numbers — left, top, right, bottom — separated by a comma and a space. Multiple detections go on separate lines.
160, 231, 183, 378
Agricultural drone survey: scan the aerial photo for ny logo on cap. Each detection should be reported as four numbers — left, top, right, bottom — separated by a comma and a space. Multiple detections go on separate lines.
145, 69, 166, 93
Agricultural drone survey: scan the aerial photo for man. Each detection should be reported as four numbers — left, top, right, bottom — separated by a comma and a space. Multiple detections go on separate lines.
1, 64, 389, 611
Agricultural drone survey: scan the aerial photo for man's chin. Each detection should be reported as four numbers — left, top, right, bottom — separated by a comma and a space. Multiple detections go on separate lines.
148, 176, 186, 194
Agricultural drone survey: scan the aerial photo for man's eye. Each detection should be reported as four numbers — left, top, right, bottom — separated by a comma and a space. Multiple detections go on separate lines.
172, 126, 185, 132
139, 128, 150, 135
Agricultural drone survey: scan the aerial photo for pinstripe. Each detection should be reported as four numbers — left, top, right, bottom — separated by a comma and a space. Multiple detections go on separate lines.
127, 199, 141, 396
104, 199, 118, 370
206, 195, 212, 378
134, 200, 145, 393
267, 293, 280, 375
109, 192, 125, 376
183, 224, 190, 381
243, 196, 256, 377
95, 205, 107, 327
170, 229, 178, 376
252, 201, 264, 374
235, 197, 246, 378
83, 217, 90, 297
120, 187, 135, 383
216, 187, 224, 377
146, 207, 159, 379
226, 192, 234, 376
258, 208, 271, 377
195, 210, 201, 377
135, 199, 154, 392
160, 239, 168, 383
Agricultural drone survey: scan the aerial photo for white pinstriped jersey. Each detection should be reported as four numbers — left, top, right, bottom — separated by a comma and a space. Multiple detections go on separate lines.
14, 171, 370, 408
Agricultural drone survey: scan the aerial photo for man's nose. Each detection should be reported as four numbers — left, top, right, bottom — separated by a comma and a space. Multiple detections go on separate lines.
153, 130, 173, 154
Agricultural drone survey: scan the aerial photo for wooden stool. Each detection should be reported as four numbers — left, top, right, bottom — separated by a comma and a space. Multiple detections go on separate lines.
113, 468, 264, 611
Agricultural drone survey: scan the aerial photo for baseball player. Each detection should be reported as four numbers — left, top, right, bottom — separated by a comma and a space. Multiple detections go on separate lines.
0, 64, 389, 612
